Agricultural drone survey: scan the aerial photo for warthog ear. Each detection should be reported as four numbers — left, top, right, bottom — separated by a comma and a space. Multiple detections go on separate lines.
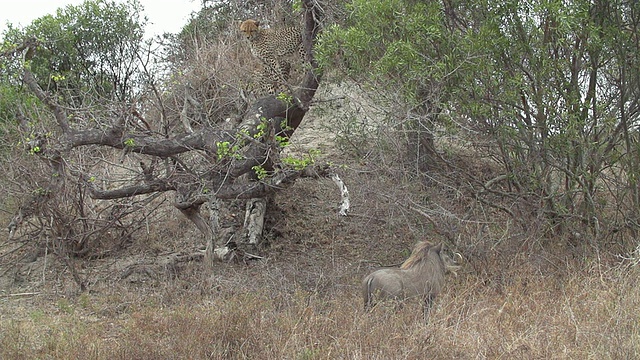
432, 243, 443, 253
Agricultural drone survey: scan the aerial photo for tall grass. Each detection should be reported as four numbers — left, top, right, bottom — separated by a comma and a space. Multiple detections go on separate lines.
1, 261, 638, 359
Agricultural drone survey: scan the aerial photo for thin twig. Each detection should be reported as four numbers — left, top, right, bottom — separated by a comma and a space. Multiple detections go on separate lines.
6, 292, 41, 297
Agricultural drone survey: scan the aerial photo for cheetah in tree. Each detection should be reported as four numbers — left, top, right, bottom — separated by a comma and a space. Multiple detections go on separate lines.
239, 19, 306, 94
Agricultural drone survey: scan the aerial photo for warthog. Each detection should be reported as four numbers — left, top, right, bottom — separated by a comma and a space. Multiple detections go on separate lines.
362, 241, 461, 320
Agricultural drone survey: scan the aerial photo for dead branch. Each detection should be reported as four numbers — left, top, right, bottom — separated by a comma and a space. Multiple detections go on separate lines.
7, 0, 333, 263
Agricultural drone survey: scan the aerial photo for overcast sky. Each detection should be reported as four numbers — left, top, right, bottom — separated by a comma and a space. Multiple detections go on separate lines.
0, 0, 202, 38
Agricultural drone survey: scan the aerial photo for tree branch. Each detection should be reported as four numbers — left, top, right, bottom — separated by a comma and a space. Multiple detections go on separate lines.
9, 0, 326, 242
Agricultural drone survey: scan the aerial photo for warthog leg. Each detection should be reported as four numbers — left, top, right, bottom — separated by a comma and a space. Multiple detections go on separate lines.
423, 294, 436, 323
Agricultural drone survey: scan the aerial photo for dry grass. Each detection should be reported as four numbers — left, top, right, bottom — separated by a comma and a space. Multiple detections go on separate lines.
2, 106, 639, 359
3, 170, 639, 359
1, 255, 639, 359
4, 8, 639, 359
2, 166, 638, 359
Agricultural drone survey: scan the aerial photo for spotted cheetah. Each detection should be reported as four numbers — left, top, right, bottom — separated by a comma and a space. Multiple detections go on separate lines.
240, 19, 305, 94
253, 60, 292, 95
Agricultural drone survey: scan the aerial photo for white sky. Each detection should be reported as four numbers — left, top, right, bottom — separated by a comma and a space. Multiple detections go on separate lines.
0, 0, 202, 38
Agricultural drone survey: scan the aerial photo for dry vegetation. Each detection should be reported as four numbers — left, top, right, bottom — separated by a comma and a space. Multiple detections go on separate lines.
4, 265, 639, 360
1, 17, 639, 359
2, 143, 640, 359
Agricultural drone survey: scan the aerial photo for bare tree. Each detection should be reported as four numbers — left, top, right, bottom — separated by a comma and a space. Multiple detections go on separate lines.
6, 0, 348, 267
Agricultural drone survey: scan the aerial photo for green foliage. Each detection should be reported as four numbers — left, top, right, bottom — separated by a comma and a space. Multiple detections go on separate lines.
28, 146, 41, 155
276, 92, 294, 106
253, 117, 291, 147
282, 149, 320, 171
1, 0, 147, 104
254, 120, 268, 139
275, 135, 290, 148
458, 0, 640, 221
216, 141, 243, 160
252, 165, 268, 180
319, 0, 640, 234
0, 83, 37, 143
250, 148, 319, 181
316, 0, 456, 101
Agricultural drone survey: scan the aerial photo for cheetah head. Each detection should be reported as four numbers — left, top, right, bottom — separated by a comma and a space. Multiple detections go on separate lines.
239, 19, 260, 39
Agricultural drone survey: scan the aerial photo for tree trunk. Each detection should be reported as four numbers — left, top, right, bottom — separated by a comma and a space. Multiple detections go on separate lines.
244, 198, 267, 248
